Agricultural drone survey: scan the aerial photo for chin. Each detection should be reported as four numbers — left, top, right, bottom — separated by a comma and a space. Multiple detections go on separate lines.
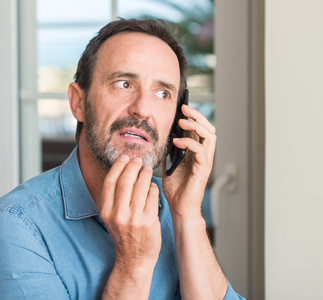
126, 150, 157, 168
98, 140, 166, 170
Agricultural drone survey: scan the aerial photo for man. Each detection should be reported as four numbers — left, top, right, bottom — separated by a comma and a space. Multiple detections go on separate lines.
0, 19, 244, 299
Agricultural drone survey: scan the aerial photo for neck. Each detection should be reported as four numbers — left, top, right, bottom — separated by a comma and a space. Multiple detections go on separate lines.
77, 132, 107, 210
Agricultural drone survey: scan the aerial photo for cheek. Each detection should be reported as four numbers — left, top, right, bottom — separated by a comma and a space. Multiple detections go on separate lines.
95, 100, 128, 128
156, 110, 176, 140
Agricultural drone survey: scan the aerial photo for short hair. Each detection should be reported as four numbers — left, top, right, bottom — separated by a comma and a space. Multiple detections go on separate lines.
73, 18, 188, 143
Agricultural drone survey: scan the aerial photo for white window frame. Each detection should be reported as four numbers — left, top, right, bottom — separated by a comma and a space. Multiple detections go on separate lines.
0, 0, 19, 196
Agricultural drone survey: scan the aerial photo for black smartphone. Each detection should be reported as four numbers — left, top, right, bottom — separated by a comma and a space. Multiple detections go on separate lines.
165, 89, 189, 176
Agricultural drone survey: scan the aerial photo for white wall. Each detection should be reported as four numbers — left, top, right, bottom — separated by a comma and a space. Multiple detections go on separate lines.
0, 0, 19, 196
265, 1, 323, 298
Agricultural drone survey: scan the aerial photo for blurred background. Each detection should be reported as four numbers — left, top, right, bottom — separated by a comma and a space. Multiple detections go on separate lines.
1, 0, 323, 299
35, 0, 215, 140
21, 0, 217, 247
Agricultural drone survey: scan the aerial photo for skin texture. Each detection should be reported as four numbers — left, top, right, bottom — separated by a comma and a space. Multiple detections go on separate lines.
68, 32, 228, 299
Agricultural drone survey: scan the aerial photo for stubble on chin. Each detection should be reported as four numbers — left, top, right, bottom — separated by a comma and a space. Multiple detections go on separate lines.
84, 98, 169, 172
88, 132, 169, 172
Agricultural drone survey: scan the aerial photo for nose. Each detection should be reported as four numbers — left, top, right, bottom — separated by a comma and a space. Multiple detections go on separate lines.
128, 89, 152, 119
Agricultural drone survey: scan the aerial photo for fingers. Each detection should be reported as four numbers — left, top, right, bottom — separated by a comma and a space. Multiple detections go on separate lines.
175, 105, 217, 165
101, 154, 130, 213
181, 104, 216, 134
144, 182, 160, 218
179, 119, 216, 156
130, 165, 154, 212
114, 157, 144, 209
173, 137, 209, 167
101, 156, 158, 219
100, 158, 161, 267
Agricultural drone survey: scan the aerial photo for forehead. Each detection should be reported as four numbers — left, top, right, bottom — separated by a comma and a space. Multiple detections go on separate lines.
94, 32, 180, 89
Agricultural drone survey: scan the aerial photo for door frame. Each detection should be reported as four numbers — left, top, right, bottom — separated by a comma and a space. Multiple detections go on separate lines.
214, 0, 265, 299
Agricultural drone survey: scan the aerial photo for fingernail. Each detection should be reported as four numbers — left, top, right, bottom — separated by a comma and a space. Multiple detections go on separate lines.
119, 154, 129, 162
180, 119, 189, 123
142, 165, 152, 171
132, 157, 143, 163
173, 138, 180, 141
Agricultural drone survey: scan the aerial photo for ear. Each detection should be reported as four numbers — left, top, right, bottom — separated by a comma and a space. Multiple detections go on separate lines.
68, 82, 85, 122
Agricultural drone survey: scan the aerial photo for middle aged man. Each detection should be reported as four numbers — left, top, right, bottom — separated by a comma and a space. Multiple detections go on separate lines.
0, 19, 245, 299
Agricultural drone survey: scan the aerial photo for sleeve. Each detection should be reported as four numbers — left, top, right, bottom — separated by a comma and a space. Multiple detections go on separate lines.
224, 281, 246, 300
0, 208, 70, 300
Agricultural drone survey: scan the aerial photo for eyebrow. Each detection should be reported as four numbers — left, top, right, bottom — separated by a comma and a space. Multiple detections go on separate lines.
104, 71, 177, 94
105, 71, 139, 81
157, 80, 177, 94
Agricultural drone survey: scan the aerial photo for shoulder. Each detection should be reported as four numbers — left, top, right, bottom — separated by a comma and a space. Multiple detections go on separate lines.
0, 167, 64, 247
0, 167, 61, 205
0, 167, 61, 210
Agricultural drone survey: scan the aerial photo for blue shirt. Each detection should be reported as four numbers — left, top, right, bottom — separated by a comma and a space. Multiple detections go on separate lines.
0, 147, 245, 300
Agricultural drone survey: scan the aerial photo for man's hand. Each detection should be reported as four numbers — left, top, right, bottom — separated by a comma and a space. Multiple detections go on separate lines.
162, 104, 216, 219
99, 155, 161, 299
162, 104, 228, 300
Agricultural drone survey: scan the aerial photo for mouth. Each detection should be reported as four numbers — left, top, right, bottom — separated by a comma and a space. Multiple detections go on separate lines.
119, 128, 149, 143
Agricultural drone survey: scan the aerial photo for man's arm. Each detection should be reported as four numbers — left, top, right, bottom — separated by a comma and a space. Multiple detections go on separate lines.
0, 209, 70, 299
162, 104, 244, 300
171, 215, 228, 299
99, 155, 161, 299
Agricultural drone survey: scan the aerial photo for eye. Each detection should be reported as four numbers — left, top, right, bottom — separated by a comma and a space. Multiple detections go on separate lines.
156, 90, 170, 100
115, 80, 131, 89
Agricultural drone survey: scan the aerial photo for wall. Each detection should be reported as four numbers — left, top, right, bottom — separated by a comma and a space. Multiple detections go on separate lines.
0, 0, 19, 196
214, 1, 265, 298
265, 0, 323, 298
214, 0, 250, 296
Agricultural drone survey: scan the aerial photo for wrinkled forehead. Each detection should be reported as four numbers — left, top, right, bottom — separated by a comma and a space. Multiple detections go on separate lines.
94, 32, 181, 91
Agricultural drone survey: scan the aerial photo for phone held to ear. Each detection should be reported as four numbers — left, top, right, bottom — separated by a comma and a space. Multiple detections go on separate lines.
165, 89, 189, 176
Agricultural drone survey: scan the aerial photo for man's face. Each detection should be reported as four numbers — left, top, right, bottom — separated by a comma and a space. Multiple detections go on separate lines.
83, 32, 181, 171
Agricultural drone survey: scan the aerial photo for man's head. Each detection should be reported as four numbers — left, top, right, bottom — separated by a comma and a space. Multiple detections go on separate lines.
69, 19, 187, 171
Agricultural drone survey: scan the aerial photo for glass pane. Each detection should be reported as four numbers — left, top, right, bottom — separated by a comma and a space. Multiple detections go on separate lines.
36, 0, 112, 92
37, 27, 103, 92
37, 98, 76, 172
35, 0, 113, 172
118, 0, 215, 96
37, 99, 76, 137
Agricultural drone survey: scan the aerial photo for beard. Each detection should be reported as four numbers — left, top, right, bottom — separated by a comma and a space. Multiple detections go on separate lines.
84, 96, 169, 172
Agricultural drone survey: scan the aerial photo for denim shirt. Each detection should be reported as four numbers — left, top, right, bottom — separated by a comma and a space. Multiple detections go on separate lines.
0, 147, 244, 300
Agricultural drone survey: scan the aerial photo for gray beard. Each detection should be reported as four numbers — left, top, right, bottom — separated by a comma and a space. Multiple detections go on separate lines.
83, 97, 169, 172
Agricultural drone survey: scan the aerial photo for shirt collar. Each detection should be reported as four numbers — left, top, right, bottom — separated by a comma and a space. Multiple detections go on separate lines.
59, 146, 99, 220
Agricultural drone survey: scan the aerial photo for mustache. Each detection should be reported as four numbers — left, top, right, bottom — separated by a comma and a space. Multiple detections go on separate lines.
109, 116, 158, 143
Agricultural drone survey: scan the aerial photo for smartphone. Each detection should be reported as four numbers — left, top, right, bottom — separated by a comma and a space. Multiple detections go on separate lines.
165, 89, 189, 176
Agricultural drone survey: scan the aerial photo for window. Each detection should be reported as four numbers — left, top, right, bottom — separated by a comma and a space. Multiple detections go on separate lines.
19, 0, 215, 242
